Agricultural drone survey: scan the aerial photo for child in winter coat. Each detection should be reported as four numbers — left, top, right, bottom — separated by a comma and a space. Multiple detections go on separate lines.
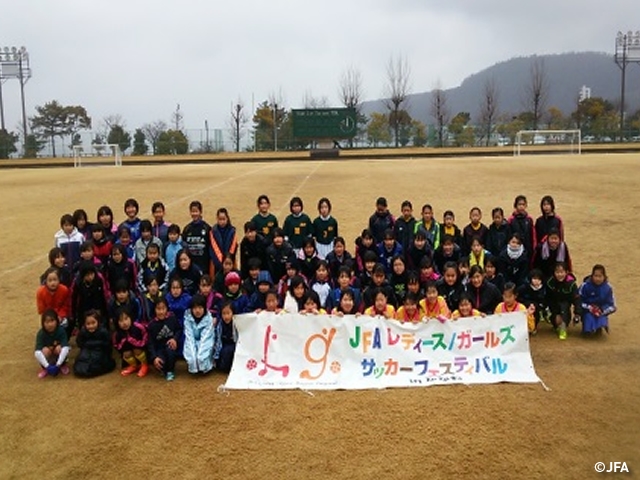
113, 308, 148, 377
579, 264, 616, 335
73, 310, 115, 378
148, 298, 183, 381
183, 294, 216, 374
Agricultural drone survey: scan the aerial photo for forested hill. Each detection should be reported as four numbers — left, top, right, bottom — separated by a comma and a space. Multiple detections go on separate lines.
362, 52, 640, 122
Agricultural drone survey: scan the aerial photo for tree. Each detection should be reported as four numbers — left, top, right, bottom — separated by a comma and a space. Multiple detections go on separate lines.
449, 112, 475, 147
366, 112, 392, 147
571, 97, 617, 138
107, 124, 132, 153
302, 91, 330, 108
23, 133, 45, 159
228, 99, 248, 153
430, 83, 451, 147
0, 129, 18, 159
478, 77, 499, 146
389, 109, 413, 147
544, 106, 567, 130
142, 120, 168, 154
384, 55, 411, 147
338, 66, 366, 147
411, 120, 428, 147
252, 100, 286, 151
496, 115, 525, 144
132, 129, 148, 156
524, 57, 549, 130
157, 129, 189, 155
30, 100, 91, 157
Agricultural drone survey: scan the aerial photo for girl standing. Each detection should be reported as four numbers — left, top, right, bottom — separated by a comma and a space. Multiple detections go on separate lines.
313, 197, 338, 259
535, 195, 564, 244
209, 208, 238, 275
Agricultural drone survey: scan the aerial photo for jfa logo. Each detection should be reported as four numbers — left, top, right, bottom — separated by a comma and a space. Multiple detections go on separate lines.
595, 461, 629, 473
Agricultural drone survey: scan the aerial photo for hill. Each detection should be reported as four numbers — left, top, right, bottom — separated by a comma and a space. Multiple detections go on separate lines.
362, 52, 640, 124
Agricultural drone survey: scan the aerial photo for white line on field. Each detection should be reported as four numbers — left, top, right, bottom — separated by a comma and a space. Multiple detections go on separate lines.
0, 256, 44, 278
165, 163, 278, 208
0, 162, 279, 279
274, 162, 324, 217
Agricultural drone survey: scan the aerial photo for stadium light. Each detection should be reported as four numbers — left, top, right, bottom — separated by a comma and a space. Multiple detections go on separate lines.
614, 31, 640, 140
0, 46, 32, 149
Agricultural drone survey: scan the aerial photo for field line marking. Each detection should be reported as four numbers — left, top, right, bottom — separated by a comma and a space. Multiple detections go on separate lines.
0, 162, 279, 278
274, 162, 324, 217
165, 163, 277, 208
0, 256, 44, 279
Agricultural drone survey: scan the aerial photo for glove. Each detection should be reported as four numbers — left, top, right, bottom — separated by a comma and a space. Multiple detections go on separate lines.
47, 365, 60, 376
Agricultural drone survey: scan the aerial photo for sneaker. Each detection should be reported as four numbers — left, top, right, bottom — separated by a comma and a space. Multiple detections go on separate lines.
558, 330, 567, 340
38, 369, 48, 379
121, 365, 138, 376
137, 363, 149, 378
166, 372, 175, 382
60, 364, 70, 375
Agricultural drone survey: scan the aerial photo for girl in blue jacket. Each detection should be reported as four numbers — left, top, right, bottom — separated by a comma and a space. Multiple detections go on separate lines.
579, 264, 616, 335
183, 294, 216, 374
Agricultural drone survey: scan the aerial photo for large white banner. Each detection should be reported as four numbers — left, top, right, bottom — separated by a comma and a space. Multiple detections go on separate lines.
223, 312, 541, 390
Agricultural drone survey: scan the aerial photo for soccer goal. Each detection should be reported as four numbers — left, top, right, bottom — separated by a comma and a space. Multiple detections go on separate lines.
73, 144, 123, 167
514, 130, 581, 156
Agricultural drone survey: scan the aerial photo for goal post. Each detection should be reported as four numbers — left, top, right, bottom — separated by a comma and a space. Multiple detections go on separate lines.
73, 144, 122, 167
514, 129, 581, 156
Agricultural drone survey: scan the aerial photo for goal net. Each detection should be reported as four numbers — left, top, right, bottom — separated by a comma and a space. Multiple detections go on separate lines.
514, 130, 581, 156
73, 144, 123, 167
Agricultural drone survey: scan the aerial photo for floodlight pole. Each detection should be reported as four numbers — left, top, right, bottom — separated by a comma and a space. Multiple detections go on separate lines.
615, 32, 628, 141
0, 46, 31, 154
18, 51, 28, 146
615, 31, 640, 141
0, 79, 5, 130
273, 102, 278, 152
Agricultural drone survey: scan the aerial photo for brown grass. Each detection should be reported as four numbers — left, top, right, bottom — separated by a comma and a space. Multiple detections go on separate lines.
1, 154, 639, 479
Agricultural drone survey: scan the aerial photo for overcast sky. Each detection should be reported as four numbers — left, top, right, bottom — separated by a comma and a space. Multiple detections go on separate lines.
1, 0, 639, 138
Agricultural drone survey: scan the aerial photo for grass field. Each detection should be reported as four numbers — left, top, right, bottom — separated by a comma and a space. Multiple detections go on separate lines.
1, 154, 638, 479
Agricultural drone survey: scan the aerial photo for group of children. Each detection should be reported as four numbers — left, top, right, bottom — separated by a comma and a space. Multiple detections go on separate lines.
34, 193, 616, 380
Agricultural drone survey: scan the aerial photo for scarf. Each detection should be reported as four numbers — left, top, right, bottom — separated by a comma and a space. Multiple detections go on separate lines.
541, 240, 566, 262
507, 244, 524, 259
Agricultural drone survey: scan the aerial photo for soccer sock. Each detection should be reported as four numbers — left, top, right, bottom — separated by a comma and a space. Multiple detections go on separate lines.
134, 351, 147, 365
56, 346, 70, 366
34, 350, 49, 369
123, 355, 137, 366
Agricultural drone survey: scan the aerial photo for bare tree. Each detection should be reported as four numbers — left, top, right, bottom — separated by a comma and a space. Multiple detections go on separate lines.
338, 66, 365, 147
302, 90, 330, 108
479, 77, 499, 146
524, 57, 549, 130
141, 120, 167, 154
102, 114, 125, 130
384, 55, 411, 147
228, 99, 248, 152
430, 80, 450, 147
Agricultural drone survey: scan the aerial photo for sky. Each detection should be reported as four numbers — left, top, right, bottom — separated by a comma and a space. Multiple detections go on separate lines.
1, 0, 639, 141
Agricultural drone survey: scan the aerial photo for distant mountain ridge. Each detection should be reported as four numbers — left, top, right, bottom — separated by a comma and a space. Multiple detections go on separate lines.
362, 52, 640, 124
